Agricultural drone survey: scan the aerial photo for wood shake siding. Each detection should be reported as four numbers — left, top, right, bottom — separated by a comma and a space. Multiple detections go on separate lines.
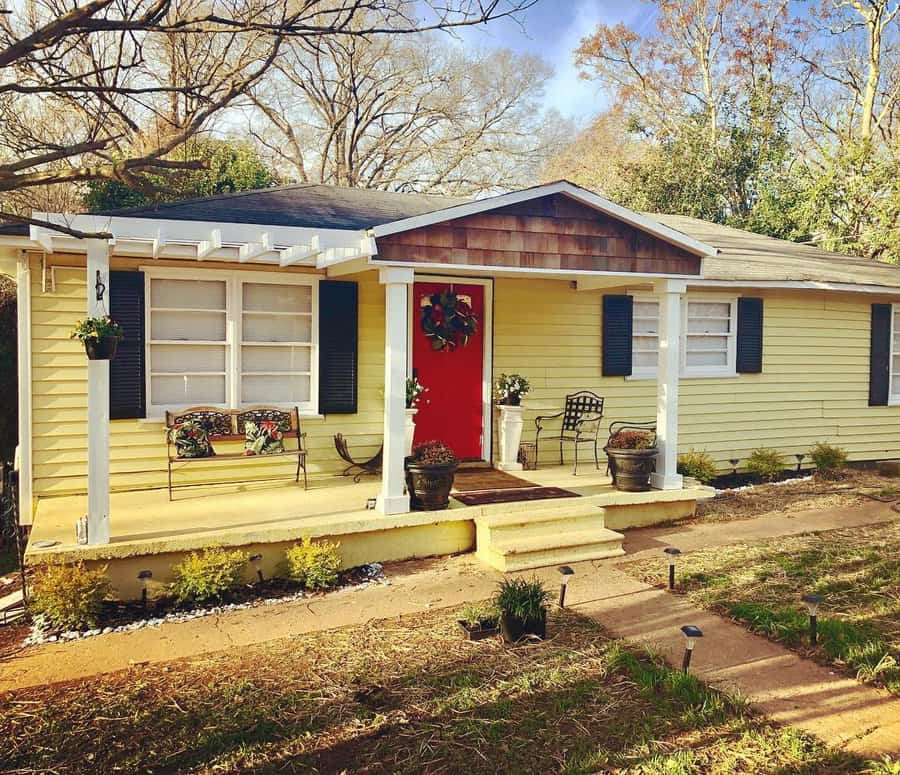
377, 195, 701, 275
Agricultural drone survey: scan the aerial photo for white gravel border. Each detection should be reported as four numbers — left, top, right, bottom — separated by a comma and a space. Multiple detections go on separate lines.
23, 563, 388, 647
714, 475, 813, 496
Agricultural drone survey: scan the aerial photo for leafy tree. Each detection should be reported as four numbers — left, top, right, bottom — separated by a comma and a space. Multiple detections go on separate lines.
84, 139, 277, 211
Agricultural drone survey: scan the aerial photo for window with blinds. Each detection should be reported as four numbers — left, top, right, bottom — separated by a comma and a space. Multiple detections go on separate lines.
149, 278, 228, 409
629, 295, 737, 378
146, 272, 317, 413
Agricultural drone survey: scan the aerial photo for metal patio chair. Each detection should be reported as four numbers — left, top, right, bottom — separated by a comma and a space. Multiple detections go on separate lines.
534, 391, 605, 475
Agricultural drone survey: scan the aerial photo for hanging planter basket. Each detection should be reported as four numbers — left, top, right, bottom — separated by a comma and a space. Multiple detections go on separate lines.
72, 316, 124, 362
84, 335, 121, 361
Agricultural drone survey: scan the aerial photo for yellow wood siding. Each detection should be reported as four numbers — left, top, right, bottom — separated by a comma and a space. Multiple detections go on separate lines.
492, 278, 900, 470
29, 254, 385, 496
29, 262, 900, 497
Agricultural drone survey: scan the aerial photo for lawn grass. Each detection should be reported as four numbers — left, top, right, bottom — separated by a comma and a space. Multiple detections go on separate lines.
0, 608, 888, 774
622, 522, 900, 696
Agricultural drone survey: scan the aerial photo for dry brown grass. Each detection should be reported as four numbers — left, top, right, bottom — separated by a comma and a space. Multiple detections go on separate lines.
0, 608, 880, 774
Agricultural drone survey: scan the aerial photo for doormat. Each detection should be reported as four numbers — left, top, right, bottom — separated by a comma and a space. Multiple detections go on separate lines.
452, 469, 538, 492
453, 486, 580, 507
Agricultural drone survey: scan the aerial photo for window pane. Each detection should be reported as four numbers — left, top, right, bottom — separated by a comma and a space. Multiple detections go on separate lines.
151, 310, 226, 341
893, 374, 900, 397
242, 345, 311, 373
243, 282, 312, 313
151, 374, 225, 406
151, 278, 226, 310
242, 313, 311, 343
686, 334, 729, 352
634, 351, 658, 369
686, 349, 729, 368
151, 344, 225, 373
242, 374, 310, 404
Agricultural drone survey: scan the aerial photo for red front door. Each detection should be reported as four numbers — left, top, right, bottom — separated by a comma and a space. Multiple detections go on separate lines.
412, 281, 485, 459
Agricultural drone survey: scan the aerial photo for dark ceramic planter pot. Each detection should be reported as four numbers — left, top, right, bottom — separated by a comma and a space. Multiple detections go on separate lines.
500, 609, 547, 643
606, 447, 657, 492
405, 460, 458, 510
458, 619, 500, 641
84, 335, 120, 361
502, 394, 522, 407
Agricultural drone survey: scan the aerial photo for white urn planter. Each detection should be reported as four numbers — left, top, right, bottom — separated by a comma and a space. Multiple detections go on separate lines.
496, 404, 525, 471
405, 407, 418, 456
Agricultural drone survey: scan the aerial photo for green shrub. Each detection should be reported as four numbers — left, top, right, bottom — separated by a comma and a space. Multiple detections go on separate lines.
493, 577, 550, 622
29, 562, 111, 630
810, 442, 848, 478
171, 547, 248, 605
746, 448, 784, 482
284, 537, 341, 591
677, 449, 718, 484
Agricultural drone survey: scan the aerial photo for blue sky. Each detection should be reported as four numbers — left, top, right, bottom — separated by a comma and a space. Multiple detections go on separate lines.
453, 1, 660, 122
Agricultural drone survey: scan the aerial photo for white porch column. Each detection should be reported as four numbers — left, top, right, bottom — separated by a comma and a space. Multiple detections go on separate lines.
376, 267, 414, 515
15, 255, 33, 524
86, 239, 111, 543
651, 280, 685, 490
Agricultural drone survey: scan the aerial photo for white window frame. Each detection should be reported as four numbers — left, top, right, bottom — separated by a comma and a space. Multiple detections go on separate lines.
628, 293, 738, 380
890, 304, 900, 405
142, 266, 319, 418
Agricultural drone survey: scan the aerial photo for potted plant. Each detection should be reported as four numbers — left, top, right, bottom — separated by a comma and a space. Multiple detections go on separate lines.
457, 602, 500, 641
494, 577, 551, 643
494, 373, 530, 471
405, 376, 427, 456
494, 373, 530, 407
405, 440, 458, 511
605, 429, 657, 492
71, 315, 124, 360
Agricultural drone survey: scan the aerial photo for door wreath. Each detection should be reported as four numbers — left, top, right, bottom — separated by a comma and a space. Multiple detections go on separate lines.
420, 289, 478, 351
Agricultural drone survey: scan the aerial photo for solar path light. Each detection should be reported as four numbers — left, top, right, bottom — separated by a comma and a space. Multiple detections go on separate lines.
138, 570, 152, 609
680, 625, 704, 672
249, 553, 264, 583
801, 594, 822, 646
558, 566, 575, 608
664, 547, 682, 591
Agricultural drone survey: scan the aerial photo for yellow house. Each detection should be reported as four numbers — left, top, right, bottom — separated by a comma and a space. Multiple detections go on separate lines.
4, 180, 900, 597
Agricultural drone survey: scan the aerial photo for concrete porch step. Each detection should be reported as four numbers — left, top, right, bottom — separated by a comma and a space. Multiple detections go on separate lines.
483, 527, 625, 572
474, 500, 624, 572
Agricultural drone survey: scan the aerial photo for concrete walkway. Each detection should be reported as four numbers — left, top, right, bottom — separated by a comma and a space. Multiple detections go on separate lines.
1, 500, 898, 757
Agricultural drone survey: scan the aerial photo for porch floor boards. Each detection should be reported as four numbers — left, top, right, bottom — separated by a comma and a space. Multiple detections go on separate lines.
24, 466, 709, 566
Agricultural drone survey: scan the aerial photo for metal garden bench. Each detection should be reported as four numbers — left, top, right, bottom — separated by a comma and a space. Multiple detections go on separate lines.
164, 406, 307, 500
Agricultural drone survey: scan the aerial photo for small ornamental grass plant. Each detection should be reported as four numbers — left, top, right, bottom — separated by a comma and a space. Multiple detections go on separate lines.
746, 448, 784, 482
29, 561, 111, 631
493, 577, 551, 623
608, 430, 656, 450
459, 602, 500, 629
677, 449, 718, 484
409, 440, 456, 466
170, 547, 248, 605
284, 537, 341, 591
810, 442, 848, 479
70, 315, 123, 343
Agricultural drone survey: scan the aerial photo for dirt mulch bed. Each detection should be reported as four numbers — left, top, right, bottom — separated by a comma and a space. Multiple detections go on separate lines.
0, 608, 874, 774
682, 470, 896, 527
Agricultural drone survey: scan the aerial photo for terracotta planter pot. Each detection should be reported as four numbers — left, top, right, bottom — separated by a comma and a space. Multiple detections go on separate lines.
606, 447, 657, 492
84, 335, 120, 361
405, 460, 458, 510
500, 609, 547, 643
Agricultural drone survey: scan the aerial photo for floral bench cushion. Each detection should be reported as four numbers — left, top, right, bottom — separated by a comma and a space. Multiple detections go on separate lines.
168, 420, 215, 459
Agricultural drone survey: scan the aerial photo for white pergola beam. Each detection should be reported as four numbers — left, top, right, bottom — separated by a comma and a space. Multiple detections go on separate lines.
238, 232, 272, 263
279, 235, 319, 267
196, 229, 221, 260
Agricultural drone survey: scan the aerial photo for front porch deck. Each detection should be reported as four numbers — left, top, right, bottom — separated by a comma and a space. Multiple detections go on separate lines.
25, 467, 710, 597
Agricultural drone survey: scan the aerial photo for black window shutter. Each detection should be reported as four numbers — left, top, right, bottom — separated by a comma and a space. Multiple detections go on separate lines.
736, 297, 764, 373
602, 295, 633, 377
869, 303, 892, 406
109, 271, 146, 420
318, 280, 359, 414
